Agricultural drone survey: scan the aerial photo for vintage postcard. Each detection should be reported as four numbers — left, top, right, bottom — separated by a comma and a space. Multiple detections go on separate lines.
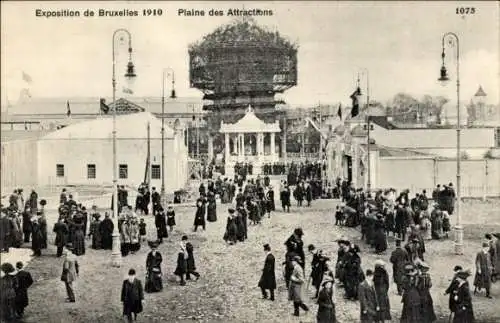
1, 1, 499, 322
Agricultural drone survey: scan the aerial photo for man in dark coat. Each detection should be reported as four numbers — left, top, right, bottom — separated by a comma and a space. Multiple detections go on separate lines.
14, 261, 33, 318
473, 242, 493, 298
258, 243, 276, 301
151, 187, 161, 215
280, 184, 291, 213
22, 208, 32, 243
285, 228, 305, 268
0, 210, 12, 252
155, 208, 168, 243
308, 244, 329, 298
184, 236, 201, 281
390, 239, 409, 295
53, 218, 69, 257
358, 269, 378, 323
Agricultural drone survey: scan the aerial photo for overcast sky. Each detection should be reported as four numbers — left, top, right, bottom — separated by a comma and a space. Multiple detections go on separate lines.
1, 1, 498, 108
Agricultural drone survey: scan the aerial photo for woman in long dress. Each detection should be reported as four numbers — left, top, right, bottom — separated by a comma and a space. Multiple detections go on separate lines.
374, 260, 392, 322
145, 241, 163, 293
417, 262, 436, 323
71, 216, 86, 256
223, 209, 238, 245
121, 269, 144, 323
206, 194, 217, 222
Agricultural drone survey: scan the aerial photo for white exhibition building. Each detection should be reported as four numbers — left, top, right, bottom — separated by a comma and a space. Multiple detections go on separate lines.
1, 112, 188, 193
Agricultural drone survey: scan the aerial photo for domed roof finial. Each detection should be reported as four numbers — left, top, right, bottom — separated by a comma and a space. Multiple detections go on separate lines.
246, 104, 254, 113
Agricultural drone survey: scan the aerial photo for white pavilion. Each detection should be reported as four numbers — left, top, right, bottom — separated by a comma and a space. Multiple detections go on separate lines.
220, 105, 281, 177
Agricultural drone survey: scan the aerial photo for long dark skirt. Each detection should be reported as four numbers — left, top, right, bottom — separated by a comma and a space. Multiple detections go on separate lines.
123, 300, 143, 316
72, 230, 85, 256
121, 243, 130, 256
145, 269, 163, 293
317, 305, 336, 323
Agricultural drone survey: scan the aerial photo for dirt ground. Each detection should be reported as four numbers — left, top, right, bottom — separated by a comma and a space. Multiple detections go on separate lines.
9, 199, 500, 323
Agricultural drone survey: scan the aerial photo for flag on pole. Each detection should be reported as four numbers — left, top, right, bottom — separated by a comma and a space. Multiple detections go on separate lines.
22, 71, 33, 84
123, 87, 133, 94
66, 100, 71, 117
350, 86, 361, 118
100, 98, 110, 114
337, 103, 342, 120
143, 122, 151, 186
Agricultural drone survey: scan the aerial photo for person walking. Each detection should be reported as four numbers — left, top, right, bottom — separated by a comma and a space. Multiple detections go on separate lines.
316, 274, 336, 323
373, 260, 391, 322
390, 239, 409, 295
60, 249, 79, 303
53, 218, 69, 257
184, 236, 201, 281
288, 255, 309, 317
473, 242, 493, 298
358, 269, 379, 323
258, 243, 276, 301
145, 241, 163, 293
0, 262, 17, 321
121, 268, 144, 323
14, 261, 33, 319
155, 208, 168, 243
452, 270, 475, 323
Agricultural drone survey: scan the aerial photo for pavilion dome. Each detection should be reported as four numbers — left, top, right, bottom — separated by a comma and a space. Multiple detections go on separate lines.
351, 125, 367, 137
189, 18, 297, 51
41, 112, 175, 140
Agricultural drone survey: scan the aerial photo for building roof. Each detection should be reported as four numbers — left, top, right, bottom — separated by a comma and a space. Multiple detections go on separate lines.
377, 145, 433, 157
474, 85, 487, 97
6, 96, 205, 117
220, 105, 281, 133
41, 112, 175, 140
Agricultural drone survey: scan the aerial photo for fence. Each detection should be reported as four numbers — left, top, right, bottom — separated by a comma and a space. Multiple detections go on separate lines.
377, 157, 500, 198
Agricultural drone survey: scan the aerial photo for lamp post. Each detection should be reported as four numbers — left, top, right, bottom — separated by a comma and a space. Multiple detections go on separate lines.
438, 32, 463, 255
161, 68, 176, 206
358, 69, 373, 191
111, 29, 136, 267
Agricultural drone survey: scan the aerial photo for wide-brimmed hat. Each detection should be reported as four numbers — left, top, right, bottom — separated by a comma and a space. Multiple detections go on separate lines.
456, 270, 471, 280
416, 260, 430, 270
148, 240, 159, 248
1, 263, 15, 274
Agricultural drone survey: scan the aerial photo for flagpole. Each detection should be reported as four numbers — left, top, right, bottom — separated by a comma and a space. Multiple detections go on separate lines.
147, 121, 152, 215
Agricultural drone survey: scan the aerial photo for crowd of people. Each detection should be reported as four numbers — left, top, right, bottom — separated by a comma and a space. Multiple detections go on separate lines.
1, 176, 499, 322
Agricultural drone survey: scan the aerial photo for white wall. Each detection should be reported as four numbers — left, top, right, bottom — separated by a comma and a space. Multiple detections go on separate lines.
37, 136, 187, 193
1, 139, 38, 193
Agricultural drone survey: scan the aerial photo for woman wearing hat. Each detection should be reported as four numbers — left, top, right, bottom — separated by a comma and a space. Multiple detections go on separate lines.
145, 241, 163, 293
416, 262, 436, 322
166, 205, 176, 232
316, 272, 336, 323
223, 208, 238, 245
400, 266, 422, 323
453, 270, 474, 323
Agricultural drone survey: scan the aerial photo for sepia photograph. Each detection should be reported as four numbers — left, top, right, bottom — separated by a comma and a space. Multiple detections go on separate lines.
1, 1, 499, 322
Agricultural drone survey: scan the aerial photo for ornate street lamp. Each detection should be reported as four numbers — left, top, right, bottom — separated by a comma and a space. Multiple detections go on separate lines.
111, 29, 137, 267
161, 68, 176, 206
438, 32, 463, 255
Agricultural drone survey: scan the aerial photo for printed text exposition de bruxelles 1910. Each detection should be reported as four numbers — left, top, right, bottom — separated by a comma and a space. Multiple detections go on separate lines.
34, 8, 274, 18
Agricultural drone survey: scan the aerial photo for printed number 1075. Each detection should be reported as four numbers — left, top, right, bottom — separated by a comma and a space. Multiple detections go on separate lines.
143, 9, 163, 16
456, 7, 475, 15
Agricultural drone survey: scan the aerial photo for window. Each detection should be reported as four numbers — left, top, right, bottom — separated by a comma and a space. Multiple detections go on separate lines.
495, 128, 500, 148
56, 164, 65, 177
151, 164, 161, 179
119, 164, 128, 179
87, 164, 96, 179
